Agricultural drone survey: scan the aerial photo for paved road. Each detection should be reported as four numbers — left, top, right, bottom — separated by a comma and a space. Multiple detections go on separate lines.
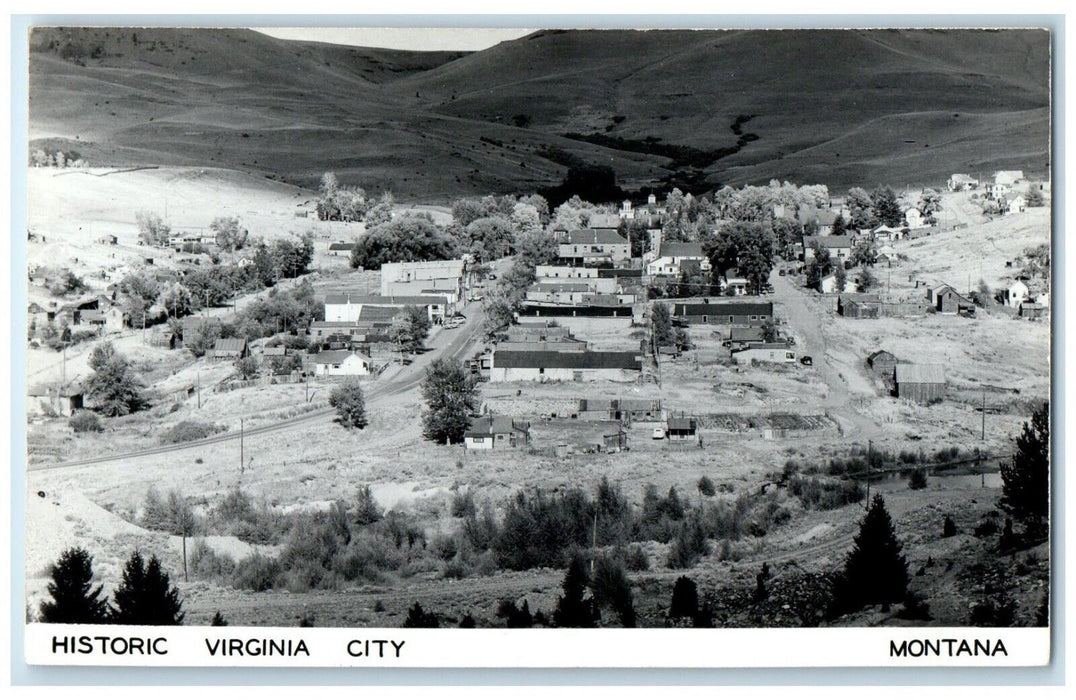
29, 299, 488, 472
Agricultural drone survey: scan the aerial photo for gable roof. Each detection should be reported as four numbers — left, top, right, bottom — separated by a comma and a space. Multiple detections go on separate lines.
895, 364, 946, 384
328, 242, 357, 251
804, 235, 853, 249
324, 294, 446, 306
211, 338, 247, 353
673, 301, 773, 317
667, 415, 697, 431
729, 326, 766, 342
464, 415, 530, 438
563, 229, 629, 246
312, 350, 371, 364
587, 213, 622, 229
657, 242, 704, 258
494, 350, 641, 370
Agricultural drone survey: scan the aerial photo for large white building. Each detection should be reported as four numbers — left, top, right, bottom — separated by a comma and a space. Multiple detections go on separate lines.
324, 294, 449, 324
379, 259, 465, 307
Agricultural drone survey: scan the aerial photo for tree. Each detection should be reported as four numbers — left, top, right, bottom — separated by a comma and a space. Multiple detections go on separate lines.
1026, 188, 1046, 207
86, 342, 147, 416
481, 290, 518, 340
829, 495, 908, 617
846, 188, 873, 230
403, 602, 440, 628
858, 266, 878, 293
136, 211, 171, 247
918, 188, 941, 221
669, 575, 699, 620
421, 359, 478, 444
111, 552, 185, 625
752, 562, 771, 603
350, 214, 458, 270
553, 553, 599, 628
211, 611, 228, 626
329, 379, 368, 429
353, 485, 383, 525
1001, 401, 1049, 529
831, 213, 847, 236
211, 216, 248, 252
38, 547, 110, 624
851, 238, 878, 267
466, 216, 516, 261
696, 476, 716, 498
805, 242, 832, 291
590, 557, 636, 627
870, 186, 903, 227
759, 317, 778, 343
234, 356, 259, 380
834, 264, 847, 293
271, 234, 315, 279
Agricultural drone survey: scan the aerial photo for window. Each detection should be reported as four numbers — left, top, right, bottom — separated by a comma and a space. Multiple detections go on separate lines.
729, 315, 734, 323
751, 315, 758, 321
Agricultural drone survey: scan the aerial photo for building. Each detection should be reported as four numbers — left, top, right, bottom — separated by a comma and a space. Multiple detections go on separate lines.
871, 224, 906, 242
904, 208, 927, 229
928, 284, 975, 314
324, 294, 449, 324
557, 229, 631, 264
1005, 280, 1030, 308
732, 343, 797, 364
328, 242, 357, 257
1006, 195, 1027, 215
866, 350, 898, 376
104, 307, 126, 333
894, 364, 946, 404
948, 174, 980, 191
820, 273, 859, 295
837, 293, 882, 318
463, 415, 531, 450
525, 282, 592, 305
489, 349, 642, 382
646, 241, 710, 277
1020, 302, 1047, 320
993, 170, 1026, 192
503, 323, 576, 344
671, 299, 772, 326
310, 350, 373, 377
380, 259, 466, 305
727, 326, 768, 351
577, 397, 662, 422
147, 328, 178, 349
208, 338, 249, 361
28, 383, 84, 418
803, 236, 853, 264
665, 415, 700, 443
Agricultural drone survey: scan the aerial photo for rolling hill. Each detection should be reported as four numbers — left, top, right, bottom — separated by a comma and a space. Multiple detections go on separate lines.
29, 27, 1051, 201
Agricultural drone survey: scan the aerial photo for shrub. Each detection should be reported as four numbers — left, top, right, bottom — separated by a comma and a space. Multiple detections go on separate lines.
403, 602, 440, 628
353, 485, 383, 526
908, 469, 928, 490
494, 487, 593, 570
974, 519, 999, 538
231, 554, 281, 592
160, 421, 223, 444
666, 516, 711, 569
942, 515, 958, 538
669, 575, 698, 620
590, 557, 636, 627
697, 476, 716, 497
450, 489, 476, 518
622, 544, 650, 572
69, 410, 103, 433
329, 379, 368, 429
188, 540, 236, 583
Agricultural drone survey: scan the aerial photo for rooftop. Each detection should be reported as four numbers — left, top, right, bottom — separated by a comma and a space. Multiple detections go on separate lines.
895, 364, 946, 384
494, 350, 642, 370
563, 229, 629, 246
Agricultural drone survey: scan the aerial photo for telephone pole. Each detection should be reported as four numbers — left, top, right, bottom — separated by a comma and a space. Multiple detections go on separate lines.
865, 439, 872, 508
981, 390, 986, 442
239, 418, 245, 479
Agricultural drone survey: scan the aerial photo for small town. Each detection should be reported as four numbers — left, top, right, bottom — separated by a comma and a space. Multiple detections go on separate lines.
24, 27, 1050, 633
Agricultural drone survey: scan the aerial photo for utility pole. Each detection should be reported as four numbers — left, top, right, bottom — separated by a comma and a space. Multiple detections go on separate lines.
197, 369, 202, 408
239, 418, 245, 481
61, 342, 67, 386
981, 389, 986, 442
865, 439, 872, 508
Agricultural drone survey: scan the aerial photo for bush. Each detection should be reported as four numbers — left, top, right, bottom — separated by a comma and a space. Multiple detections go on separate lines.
329, 379, 368, 429
669, 575, 698, 620
908, 469, 928, 490
621, 544, 650, 572
69, 410, 103, 433
189, 540, 236, 583
942, 515, 958, 538
160, 421, 223, 444
697, 476, 716, 497
450, 490, 476, 518
403, 602, 440, 628
494, 487, 593, 570
231, 554, 281, 592
666, 516, 711, 569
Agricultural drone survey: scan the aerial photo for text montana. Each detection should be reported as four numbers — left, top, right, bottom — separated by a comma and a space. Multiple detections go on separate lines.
890, 638, 1008, 657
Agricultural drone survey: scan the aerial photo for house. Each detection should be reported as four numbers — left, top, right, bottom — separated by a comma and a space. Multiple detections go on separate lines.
380, 259, 466, 305
993, 170, 1025, 193
875, 245, 896, 267
557, 229, 631, 264
1020, 302, 1047, 320
28, 383, 84, 418
504, 324, 576, 344
147, 328, 178, 349
324, 294, 449, 324
665, 415, 700, 443
928, 284, 975, 314
820, 273, 858, 295
837, 293, 882, 318
727, 326, 767, 351
732, 343, 797, 364
104, 307, 126, 333
328, 242, 357, 257
866, 350, 898, 376
645, 242, 710, 277
1006, 195, 1027, 215
1005, 280, 1030, 308
208, 338, 249, 361
894, 364, 946, 404
310, 350, 372, 377
463, 415, 531, 450
871, 224, 906, 242
98, 234, 118, 245
670, 299, 773, 326
720, 270, 750, 296
80, 310, 106, 331
588, 213, 622, 230
488, 349, 642, 382
803, 236, 853, 264
904, 208, 927, 229
948, 174, 980, 191
525, 282, 592, 305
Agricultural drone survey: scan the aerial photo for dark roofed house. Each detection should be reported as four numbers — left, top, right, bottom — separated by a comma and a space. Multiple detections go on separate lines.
727, 326, 767, 350
894, 364, 946, 404
490, 349, 641, 382
328, 242, 357, 256
464, 415, 531, 450
1020, 302, 1047, 320
866, 350, 898, 376
671, 299, 773, 326
665, 415, 699, 443
208, 338, 249, 361
837, 293, 882, 318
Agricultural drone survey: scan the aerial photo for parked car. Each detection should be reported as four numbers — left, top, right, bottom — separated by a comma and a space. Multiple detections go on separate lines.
779, 269, 786, 276
651, 428, 666, 440
799, 355, 813, 366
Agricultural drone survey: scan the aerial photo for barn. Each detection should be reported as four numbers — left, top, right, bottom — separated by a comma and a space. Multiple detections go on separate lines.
894, 364, 946, 404
867, 350, 898, 376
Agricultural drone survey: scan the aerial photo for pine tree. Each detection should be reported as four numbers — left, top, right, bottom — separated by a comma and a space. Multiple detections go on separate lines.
210, 611, 228, 626
38, 547, 110, 624
403, 602, 439, 628
669, 575, 699, 620
553, 553, 599, 628
1001, 401, 1049, 529
111, 552, 185, 625
829, 495, 908, 617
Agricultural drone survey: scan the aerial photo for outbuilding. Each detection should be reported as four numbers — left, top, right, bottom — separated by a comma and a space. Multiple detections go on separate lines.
463, 415, 531, 450
894, 364, 946, 404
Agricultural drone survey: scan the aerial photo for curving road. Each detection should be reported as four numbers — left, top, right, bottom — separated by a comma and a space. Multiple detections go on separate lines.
29, 299, 487, 472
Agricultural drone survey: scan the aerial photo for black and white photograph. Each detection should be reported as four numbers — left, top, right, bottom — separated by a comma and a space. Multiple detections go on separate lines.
18, 20, 1053, 666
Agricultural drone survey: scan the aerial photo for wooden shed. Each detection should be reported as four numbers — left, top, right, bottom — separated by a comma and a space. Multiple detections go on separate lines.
867, 350, 898, 376
894, 364, 946, 404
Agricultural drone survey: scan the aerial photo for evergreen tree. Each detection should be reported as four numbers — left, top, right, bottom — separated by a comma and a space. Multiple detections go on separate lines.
829, 495, 908, 617
553, 553, 599, 628
329, 379, 368, 429
403, 602, 440, 628
834, 264, 847, 293
669, 575, 699, 620
591, 557, 636, 628
111, 552, 185, 625
210, 611, 228, 626
870, 186, 903, 227
752, 562, 771, 603
1001, 401, 1049, 529
38, 547, 110, 624
831, 213, 847, 236
421, 359, 478, 444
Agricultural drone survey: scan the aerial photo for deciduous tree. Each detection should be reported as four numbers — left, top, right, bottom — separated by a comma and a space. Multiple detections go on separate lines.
421, 359, 478, 444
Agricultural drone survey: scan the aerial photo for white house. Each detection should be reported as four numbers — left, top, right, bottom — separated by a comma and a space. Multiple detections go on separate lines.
488, 349, 642, 383
380, 259, 465, 306
557, 229, 631, 264
904, 208, 927, 229
872, 224, 906, 242
463, 415, 531, 450
645, 241, 710, 277
803, 236, 853, 264
732, 343, 797, 364
324, 294, 448, 324
1006, 195, 1027, 215
310, 350, 373, 377
1005, 280, 1030, 308
820, 273, 859, 295
948, 174, 979, 191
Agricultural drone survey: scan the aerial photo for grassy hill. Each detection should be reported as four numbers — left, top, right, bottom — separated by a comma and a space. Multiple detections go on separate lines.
29, 27, 1051, 200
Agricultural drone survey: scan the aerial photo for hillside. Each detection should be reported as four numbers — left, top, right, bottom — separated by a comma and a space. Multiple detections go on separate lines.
29, 27, 1051, 200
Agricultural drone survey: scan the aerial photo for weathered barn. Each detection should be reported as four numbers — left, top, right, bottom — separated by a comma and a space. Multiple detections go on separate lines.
894, 364, 946, 404
208, 338, 249, 361
837, 294, 882, 318
866, 350, 898, 376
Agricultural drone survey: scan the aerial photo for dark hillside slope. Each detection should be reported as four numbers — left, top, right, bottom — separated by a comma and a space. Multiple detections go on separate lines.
29, 27, 1051, 198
